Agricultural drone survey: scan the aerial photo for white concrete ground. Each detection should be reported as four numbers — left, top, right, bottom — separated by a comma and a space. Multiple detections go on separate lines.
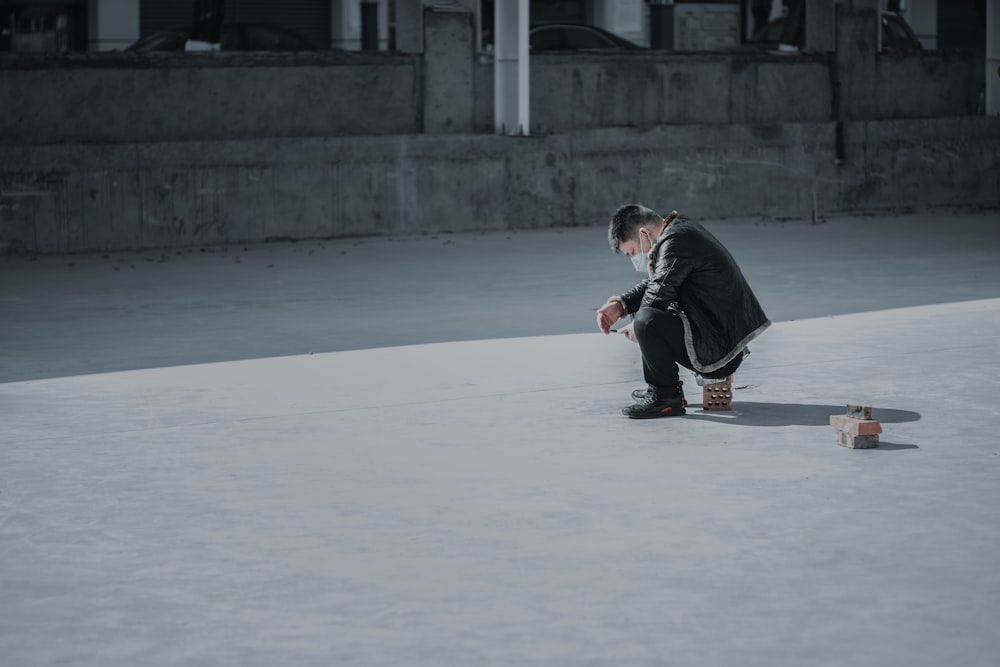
2, 211, 1000, 666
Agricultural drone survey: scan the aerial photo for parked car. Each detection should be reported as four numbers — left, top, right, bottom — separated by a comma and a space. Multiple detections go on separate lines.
126, 23, 319, 52
746, 11, 922, 51
878, 12, 924, 49
529, 23, 642, 51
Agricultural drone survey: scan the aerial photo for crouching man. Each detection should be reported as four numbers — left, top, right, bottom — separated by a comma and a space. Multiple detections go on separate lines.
596, 205, 770, 419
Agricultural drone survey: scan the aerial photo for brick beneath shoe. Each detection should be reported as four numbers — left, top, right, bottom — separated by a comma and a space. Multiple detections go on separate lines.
622, 390, 687, 419
631, 387, 688, 407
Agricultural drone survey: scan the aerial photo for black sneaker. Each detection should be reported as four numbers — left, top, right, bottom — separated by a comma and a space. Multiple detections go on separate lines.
622, 387, 687, 419
631, 386, 688, 407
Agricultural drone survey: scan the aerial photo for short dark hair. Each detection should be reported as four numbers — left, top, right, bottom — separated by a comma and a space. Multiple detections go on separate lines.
608, 204, 661, 253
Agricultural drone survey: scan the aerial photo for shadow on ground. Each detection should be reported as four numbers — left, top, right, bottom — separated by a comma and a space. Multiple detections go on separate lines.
871, 442, 921, 451
689, 401, 921, 430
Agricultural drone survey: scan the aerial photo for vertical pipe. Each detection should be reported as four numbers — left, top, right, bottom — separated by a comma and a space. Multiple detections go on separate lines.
988, 0, 999, 114
516, 0, 529, 135
387, 0, 396, 51
494, 0, 529, 135
361, 1, 378, 51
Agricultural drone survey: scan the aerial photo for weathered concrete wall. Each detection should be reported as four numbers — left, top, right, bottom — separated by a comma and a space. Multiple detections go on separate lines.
3, 117, 997, 253
0, 44, 984, 147
835, 7, 984, 121
523, 54, 835, 131
1, 6, 991, 254
0, 52, 421, 145
876, 51, 985, 118
423, 9, 477, 133
835, 8, 879, 122
837, 117, 999, 210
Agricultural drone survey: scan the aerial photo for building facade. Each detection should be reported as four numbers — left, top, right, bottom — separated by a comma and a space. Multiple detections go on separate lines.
0, 0, 985, 53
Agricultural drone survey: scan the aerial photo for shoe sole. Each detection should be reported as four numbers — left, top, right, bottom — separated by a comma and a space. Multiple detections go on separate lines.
623, 406, 687, 419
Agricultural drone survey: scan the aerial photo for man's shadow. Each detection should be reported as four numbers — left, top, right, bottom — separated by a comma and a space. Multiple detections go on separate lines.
687, 401, 921, 450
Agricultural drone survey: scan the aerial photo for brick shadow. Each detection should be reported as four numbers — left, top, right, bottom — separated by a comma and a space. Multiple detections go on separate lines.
688, 401, 921, 429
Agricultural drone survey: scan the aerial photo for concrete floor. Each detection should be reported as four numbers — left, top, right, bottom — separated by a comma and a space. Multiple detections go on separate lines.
4, 210, 1000, 382
2, 210, 1000, 666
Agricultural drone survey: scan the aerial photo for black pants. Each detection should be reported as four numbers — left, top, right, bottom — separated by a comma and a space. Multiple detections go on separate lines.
632, 307, 743, 390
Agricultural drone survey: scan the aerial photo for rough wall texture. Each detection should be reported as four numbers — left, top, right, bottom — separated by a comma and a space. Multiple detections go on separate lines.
423, 9, 476, 133
0, 5, 992, 253
0, 47, 983, 146
837, 118, 999, 210
835, 8, 879, 121
876, 51, 985, 118
0, 52, 421, 145
2, 117, 997, 253
524, 53, 835, 131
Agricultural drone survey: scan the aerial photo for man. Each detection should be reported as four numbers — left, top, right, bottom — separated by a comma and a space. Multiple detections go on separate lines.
596, 205, 770, 419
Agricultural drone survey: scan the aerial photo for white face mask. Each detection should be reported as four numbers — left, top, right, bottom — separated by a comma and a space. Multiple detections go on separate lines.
630, 230, 651, 274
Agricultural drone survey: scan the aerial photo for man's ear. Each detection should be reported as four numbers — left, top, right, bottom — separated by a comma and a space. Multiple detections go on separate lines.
663, 210, 678, 224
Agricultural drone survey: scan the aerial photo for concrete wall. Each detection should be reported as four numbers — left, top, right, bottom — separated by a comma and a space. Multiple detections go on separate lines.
524, 53, 834, 131
0, 46, 985, 147
0, 52, 421, 145
835, 117, 999, 211
423, 9, 477, 133
0, 5, 993, 254
834, 7, 984, 121
2, 117, 997, 254
876, 50, 986, 118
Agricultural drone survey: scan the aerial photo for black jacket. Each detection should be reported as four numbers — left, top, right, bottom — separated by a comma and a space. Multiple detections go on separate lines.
617, 216, 770, 374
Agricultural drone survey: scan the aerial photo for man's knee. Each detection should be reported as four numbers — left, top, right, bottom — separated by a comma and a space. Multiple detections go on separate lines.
632, 307, 664, 341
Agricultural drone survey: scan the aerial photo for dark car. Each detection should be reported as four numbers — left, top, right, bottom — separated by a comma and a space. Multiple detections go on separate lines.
878, 12, 924, 49
747, 12, 922, 50
529, 23, 642, 51
126, 23, 319, 52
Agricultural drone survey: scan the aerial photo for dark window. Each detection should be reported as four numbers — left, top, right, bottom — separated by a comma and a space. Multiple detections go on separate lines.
139, 0, 329, 48
530, 27, 566, 50
530, 0, 585, 24
563, 26, 615, 49
756, 19, 785, 43
243, 24, 300, 50
219, 23, 239, 49
130, 29, 186, 51
882, 15, 921, 49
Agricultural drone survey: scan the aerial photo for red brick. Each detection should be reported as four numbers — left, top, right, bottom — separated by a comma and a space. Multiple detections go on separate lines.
846, 403, 873, 420
702, 375, 733, 411
830, 414, 882, 436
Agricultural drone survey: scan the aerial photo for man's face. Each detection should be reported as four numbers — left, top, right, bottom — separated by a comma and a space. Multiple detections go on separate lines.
618, 227, 651, 257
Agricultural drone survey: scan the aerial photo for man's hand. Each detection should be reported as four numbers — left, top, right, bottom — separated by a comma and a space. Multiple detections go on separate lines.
597, 301, 625, 334
618, 323, 637, 343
